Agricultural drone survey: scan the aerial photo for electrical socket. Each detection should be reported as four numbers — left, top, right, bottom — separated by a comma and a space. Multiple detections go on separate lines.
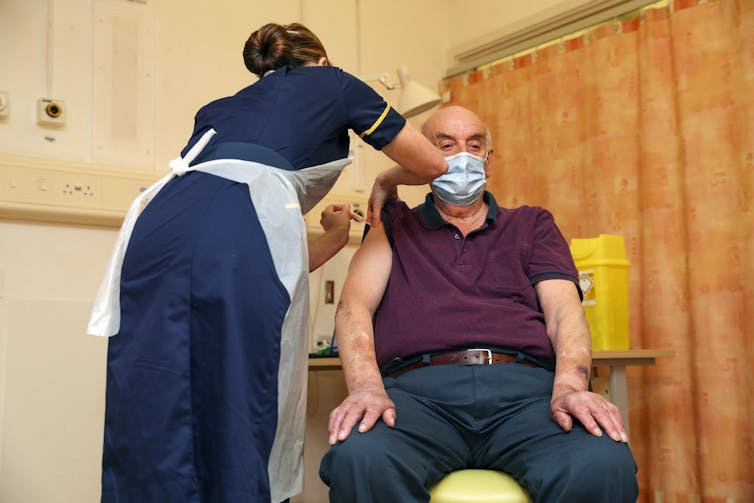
60, 180, 96, 198
55, 173, 100, 208
324, 280, 335, 304
37, 97, 66, 126
0, 91, 9, 117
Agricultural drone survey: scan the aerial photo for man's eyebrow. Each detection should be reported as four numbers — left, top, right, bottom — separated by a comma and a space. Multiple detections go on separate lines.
433, 132, 487, 144
434, 132, 486, 141
434, 132, 455, 141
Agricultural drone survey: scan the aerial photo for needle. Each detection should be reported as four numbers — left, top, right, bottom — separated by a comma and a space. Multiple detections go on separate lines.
349, 211, 366, 223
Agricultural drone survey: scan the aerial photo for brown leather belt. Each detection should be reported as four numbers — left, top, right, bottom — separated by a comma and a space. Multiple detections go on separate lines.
385, 348, 541, 378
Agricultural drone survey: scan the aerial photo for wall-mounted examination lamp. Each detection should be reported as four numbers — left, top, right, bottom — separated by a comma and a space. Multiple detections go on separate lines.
361, 66, 442, 118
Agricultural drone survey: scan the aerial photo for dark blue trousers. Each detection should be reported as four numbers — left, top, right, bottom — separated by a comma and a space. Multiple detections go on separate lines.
320, 363, 638, 503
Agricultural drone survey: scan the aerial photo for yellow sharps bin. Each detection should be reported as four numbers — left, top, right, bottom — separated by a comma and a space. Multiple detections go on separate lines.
569, 234, 630, 350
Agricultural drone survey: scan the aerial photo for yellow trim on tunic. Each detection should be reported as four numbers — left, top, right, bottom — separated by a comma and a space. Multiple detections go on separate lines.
359, 103, 391, 139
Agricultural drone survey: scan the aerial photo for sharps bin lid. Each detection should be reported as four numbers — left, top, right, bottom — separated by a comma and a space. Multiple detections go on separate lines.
569, 234, 630, 267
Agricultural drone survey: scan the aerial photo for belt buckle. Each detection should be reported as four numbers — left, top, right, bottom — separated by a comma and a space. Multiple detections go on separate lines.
467, 348, 493, 365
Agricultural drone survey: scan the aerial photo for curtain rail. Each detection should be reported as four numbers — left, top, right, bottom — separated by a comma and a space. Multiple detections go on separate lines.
446, 0, 662, 78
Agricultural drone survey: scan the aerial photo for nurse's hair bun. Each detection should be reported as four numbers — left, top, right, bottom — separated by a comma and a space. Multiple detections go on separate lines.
244, 23, 329, 78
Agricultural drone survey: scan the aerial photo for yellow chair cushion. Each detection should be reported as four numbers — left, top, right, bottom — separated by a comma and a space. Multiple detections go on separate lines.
429, 469, 532, 503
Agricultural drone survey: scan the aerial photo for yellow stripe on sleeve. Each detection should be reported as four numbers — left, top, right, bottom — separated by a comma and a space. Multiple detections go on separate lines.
359, 103, 391, 139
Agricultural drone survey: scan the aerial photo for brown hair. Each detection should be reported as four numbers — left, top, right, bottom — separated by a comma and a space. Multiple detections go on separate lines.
243, 23, 329, 78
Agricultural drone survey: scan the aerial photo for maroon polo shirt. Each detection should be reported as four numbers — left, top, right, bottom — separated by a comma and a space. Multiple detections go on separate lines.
372, 192, 581, 369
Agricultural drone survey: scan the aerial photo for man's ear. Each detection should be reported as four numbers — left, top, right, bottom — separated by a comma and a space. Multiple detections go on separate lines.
484, 149, 495, 178
318, 56, 329, 66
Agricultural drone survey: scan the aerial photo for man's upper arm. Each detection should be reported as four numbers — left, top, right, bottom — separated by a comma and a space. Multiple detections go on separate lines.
340, 223, 393, 314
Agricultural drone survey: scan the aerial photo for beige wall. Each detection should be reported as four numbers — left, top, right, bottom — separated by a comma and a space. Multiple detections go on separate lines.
446, 0, 588, 48
0, 0, 604, 501
0, 221, 116, 502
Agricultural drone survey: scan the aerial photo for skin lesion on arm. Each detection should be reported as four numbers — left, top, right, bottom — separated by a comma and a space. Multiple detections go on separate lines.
576, 365, 590, 382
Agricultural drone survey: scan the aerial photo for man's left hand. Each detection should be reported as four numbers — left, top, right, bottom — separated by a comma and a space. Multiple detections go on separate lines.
367, 172, 398, 227
550, 390, 629, 443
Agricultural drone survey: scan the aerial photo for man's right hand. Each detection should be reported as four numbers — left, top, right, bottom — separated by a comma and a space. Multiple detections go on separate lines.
327, 386, 396, 445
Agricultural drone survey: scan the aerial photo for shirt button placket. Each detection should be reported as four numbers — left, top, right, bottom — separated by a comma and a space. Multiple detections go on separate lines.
453, 232, 467, 263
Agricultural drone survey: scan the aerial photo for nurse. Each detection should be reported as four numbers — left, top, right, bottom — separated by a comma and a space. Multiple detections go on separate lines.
89, 22, 447, 503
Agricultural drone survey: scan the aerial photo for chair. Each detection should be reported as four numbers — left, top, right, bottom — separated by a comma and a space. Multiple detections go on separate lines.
429, 469, 532, 503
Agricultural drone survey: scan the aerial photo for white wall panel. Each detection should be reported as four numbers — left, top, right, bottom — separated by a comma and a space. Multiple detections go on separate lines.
92, 0, 155, 168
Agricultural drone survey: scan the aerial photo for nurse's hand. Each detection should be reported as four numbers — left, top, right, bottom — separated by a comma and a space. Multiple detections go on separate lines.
320, 203, 351, 235
367, 171, 398, 227
328, 385, 396, 445
308, 204, 351, 272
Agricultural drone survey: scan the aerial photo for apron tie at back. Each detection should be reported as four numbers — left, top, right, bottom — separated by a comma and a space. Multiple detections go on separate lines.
169, 128, 217, 176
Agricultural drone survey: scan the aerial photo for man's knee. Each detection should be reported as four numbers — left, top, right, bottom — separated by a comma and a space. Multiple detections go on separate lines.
551, 440, 638, 502
320, 429, 392, 486
587, 441, 637, 494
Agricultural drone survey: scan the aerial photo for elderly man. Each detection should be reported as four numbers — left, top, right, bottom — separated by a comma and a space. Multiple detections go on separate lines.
319, 106, 638, 502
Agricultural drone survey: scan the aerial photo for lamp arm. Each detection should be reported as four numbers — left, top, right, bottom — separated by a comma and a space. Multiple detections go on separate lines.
358, 72, 398, 90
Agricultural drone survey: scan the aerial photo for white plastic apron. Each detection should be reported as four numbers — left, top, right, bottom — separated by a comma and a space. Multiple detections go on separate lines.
88, 129, 351, 502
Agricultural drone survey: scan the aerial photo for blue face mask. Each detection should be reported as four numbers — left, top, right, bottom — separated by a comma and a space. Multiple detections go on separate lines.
432, 151, 487, 206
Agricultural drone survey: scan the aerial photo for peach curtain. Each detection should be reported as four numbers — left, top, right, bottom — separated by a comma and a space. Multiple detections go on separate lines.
441, 1, 754, 501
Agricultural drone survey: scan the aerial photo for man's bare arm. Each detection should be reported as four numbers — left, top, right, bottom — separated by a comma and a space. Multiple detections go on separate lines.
328, 224, 394, 445
536, 279, 628, 443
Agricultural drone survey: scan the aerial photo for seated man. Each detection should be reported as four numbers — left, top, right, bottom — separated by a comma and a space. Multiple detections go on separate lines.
319, 106, 638, 503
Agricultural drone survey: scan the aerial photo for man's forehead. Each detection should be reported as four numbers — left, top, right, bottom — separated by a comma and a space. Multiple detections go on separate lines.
423, 107, 490, 145
427, 111, 486, 139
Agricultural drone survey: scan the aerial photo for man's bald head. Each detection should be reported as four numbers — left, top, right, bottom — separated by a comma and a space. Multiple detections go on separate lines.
421, 106, 493, 159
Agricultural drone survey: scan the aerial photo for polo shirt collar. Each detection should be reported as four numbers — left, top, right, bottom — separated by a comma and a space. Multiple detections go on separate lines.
417, 191, 500, 230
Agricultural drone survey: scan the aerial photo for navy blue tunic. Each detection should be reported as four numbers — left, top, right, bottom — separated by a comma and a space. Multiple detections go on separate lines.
183, 66, 405, 168
101, 66, 405, 503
